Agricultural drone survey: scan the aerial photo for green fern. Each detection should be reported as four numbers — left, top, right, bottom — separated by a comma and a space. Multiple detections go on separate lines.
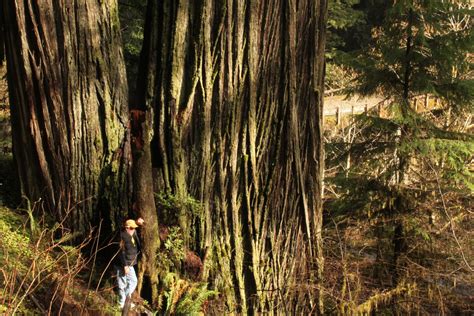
175, 282, 217, 315
162, 273, 217, 316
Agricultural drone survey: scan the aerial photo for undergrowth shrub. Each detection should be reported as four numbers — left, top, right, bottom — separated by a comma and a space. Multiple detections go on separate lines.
161, 272, 217, 316
323, 103, 473, 314
153, 192, 215, 314
0, 205, 116, 314
155, 191, 203, 226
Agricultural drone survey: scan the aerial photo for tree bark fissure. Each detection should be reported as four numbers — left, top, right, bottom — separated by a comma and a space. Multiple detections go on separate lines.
3, 0, 131, 235
137, 0, 327, 313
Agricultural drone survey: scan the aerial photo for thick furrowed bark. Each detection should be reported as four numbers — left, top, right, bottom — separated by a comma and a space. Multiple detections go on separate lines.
2, 0, 130, 235
139, 0, 327, 313
131, 109, 160, 305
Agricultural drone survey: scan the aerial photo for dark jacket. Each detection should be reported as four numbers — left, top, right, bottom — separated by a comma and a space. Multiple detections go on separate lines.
118, 230, 141, 267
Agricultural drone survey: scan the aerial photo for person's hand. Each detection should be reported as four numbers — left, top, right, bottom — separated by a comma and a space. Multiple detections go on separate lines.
124, 266, 130, 275
136, 217, 145, 226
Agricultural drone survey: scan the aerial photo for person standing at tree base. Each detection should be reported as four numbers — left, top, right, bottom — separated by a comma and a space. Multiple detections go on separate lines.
115, 217, 144, 309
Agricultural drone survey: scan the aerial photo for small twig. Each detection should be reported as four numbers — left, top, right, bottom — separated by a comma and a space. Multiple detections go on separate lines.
332, 219, 353, 304
436, 213, 467, 235
427, 161, 473, 271
96, 243, 121, 293
14, 275, 46, 314
82, 221, 102, 313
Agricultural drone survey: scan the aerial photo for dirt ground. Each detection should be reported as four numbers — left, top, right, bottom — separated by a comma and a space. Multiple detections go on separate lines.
324, 94, 384, 116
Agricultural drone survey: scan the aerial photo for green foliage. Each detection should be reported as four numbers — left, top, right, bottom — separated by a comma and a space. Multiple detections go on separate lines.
328, 0, 473, 213
401, 137, 474, 190
328, 0, 363, 30
164, 227, 185, 254
325, 0, 391, 87
326, 1, 473, 313
324, 100, 472, 313
153, 192, 211, 313
405, 217, 431, 242
157, 226, 186, 272
162, 273, 217, 316
118, 0, 147, 85
326, 106, 473, 220
0, 204, 23, 226
19, 196, 41, 237
326, 0, 365, 87
155, 191, 203, 226
327, 0, 365, 54
0, 206, 117, 314
0, 206, 32, 266
341, 0, 473, 104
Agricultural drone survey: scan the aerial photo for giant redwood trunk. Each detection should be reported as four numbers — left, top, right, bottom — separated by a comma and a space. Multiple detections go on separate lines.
138, 0, 327, 313
2, 1, 131, 234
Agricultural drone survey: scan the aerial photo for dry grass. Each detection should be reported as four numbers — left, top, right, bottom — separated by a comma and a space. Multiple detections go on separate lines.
0, 205, 119, 314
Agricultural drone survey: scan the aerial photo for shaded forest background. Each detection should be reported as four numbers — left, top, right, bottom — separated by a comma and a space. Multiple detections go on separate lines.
0, 0, 472, 314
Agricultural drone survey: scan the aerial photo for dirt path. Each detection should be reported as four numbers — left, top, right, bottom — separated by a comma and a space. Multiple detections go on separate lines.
324, 94, 384, 116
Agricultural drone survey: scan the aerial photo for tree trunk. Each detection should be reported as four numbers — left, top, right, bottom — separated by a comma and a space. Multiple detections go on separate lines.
0, 6, 4, 65
2, 1, 131, 235
130, 108, 160, 304
139, 0, 327, 313
391, 6, 414, 286
130, 0, 161, 303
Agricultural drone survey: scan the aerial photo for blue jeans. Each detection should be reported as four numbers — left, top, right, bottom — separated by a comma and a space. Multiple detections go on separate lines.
116, 266, 137, 308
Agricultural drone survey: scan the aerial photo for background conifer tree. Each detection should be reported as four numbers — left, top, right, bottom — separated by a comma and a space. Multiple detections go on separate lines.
324, 0, 472, 312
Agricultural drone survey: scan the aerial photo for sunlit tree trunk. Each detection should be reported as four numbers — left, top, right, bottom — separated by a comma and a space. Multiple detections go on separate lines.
139, 0, 327, 313
2, 1, 131, 235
